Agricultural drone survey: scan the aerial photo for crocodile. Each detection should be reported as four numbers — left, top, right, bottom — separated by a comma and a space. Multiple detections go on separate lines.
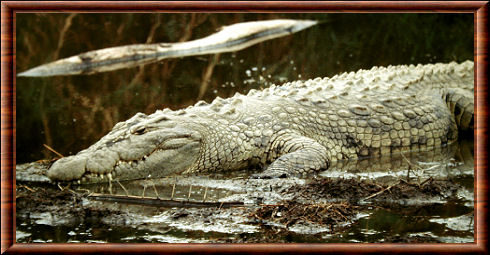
46, 61, 474, 184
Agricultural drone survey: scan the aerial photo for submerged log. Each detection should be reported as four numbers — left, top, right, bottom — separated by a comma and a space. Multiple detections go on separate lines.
88, 193, 245, 208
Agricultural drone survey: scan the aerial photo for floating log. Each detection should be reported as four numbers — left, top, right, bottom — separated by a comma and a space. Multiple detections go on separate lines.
18, 19, 318, 77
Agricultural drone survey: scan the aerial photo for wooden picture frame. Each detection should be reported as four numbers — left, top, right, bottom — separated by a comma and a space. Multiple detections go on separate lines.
2, 1, 488, 253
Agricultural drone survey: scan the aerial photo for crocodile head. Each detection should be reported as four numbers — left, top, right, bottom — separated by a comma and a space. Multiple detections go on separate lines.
47, 111, 202, 184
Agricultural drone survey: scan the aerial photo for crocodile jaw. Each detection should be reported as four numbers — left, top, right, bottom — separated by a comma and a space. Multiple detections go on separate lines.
46, 117, 202, 184
47, 143, 200, 184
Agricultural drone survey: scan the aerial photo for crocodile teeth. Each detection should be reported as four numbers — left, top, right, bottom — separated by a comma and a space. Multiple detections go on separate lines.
107, 173, 112, 181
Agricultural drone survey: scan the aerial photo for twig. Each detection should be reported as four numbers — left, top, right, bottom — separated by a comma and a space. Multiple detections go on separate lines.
66, 188, 79, 196
406, 165, 411, 181
180, 13, 197, 42
76, 188, 93, 196
333, 208, 350, 222
145, 15, 162, 44
126, 16, 162, 90
43, 144, 64, 158
203, 186, 208, 202
401, 152, 422, 171
141, 185, 146, 198
170, 181, 176, 200
419, 177, 433, 187
188, 185, 193, 201
108, 180, 113, 195
57, 182, 70, 191
150, 181, 160, 199
52, 13, 77, 60
116, 180, 129, 196
18, 185, 35, 192
364, 182, 399, 200
314, 205, 320, 215
197, 53, 221, 100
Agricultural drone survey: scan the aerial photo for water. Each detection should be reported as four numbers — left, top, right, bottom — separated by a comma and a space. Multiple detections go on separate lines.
16, 139, 474, 243
15, 13, 474, 243
16, 13, 473, 163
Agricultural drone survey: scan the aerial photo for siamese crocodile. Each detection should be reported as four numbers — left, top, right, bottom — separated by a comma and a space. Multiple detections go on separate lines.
46, 61, 474, 184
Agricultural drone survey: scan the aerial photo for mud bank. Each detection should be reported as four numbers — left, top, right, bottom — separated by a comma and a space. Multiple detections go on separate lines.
16, 139, 474, 243
16, 174, 473, 243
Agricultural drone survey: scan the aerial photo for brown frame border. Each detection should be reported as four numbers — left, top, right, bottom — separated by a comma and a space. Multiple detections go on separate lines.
1, 1, 488, 254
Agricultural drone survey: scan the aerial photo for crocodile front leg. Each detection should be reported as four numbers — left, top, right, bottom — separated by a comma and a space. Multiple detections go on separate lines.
252, 133, 330, 178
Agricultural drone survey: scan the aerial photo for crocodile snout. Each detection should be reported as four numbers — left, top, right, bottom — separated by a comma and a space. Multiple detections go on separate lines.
47, 155, 87, 181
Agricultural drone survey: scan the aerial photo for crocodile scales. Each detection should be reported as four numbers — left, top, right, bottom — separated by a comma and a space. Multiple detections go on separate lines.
47, 61, 474, 183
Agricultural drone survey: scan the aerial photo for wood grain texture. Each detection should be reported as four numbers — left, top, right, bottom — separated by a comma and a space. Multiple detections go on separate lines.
1, 1, 14, 254
475, 2, 489, 252
2, 1, 487, 12
2, 1, 488, 254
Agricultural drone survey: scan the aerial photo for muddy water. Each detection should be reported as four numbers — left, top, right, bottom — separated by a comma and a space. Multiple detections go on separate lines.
16, 139, 474, 243
15, 13, 474, 243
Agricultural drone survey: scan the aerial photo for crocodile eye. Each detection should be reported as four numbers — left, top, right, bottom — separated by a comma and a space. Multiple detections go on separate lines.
131, 126, 146, 135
